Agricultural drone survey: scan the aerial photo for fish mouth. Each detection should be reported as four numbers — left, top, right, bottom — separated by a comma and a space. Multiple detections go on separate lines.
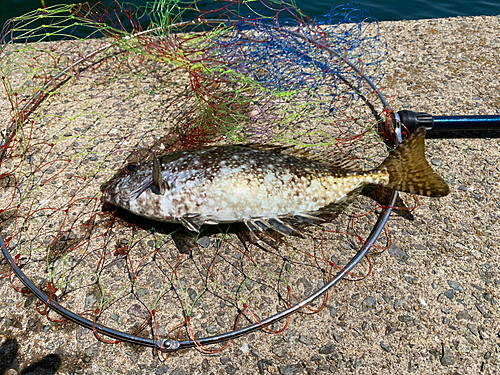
100, 178, 114, 193
100, 175, 152, 208
100, 186, 118, 206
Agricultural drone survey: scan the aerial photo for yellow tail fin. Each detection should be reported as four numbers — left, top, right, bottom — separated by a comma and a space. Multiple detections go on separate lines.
380, 127, 450, 197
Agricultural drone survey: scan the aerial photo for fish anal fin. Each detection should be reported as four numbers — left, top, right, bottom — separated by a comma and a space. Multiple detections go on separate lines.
254, 219, 272, 232
203, 219, 219, 225
243, 218, 294, 237
291, 212, 323, 223
267, 218, 295, 236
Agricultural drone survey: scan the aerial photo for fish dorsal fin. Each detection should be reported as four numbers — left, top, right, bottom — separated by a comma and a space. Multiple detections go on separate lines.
152, 153, 167, 195
237, 143, 360, 170
237, 143, 325, 159
236, 143, 295, 153
308, 149, 360, 170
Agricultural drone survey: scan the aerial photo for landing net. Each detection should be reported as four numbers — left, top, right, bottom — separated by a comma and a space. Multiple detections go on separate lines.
0, 0, 396, 353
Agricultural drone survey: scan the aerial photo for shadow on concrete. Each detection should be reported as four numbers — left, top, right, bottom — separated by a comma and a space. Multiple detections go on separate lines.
0, 338, 61, 375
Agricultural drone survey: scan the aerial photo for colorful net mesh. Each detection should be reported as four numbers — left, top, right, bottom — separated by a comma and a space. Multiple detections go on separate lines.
0, 0, 394, 353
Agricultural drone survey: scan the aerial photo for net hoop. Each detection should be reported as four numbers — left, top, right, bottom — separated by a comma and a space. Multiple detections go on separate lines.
0, 13, 399, 352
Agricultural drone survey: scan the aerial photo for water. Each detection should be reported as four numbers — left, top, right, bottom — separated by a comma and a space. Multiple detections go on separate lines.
0, 0, 499, 31
301, 0, 500, 22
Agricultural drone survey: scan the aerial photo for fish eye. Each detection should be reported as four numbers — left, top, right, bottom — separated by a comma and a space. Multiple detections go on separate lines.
126, 164, 137, 172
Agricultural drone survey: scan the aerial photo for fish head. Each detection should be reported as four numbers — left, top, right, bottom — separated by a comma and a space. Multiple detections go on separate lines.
100, 159, 160, 215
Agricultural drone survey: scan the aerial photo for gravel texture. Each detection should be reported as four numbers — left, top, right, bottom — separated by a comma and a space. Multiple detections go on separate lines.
1, 15, 500, 375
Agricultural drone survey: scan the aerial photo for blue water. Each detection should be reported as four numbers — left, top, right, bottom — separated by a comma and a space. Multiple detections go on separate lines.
302, 0, 500, 22
1, 0, 499, 30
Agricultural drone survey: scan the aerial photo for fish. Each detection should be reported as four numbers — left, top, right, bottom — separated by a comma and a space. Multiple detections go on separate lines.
100, 127, 450, 235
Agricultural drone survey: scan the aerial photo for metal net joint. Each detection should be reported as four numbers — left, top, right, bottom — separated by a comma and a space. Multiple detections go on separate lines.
159, 339, 180, 352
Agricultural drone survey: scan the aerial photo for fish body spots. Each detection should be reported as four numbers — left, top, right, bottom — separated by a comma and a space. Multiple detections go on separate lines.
101, 145, 391, 224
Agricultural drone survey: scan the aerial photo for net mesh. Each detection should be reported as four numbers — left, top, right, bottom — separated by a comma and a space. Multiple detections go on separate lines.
0, 0, 394, 353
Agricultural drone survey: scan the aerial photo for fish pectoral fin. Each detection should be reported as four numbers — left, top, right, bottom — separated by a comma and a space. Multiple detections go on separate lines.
179, 217, 202, 232
152, 153, 168, 195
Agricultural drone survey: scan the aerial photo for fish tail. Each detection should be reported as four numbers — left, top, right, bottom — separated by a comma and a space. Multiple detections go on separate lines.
379, 127, 450, 197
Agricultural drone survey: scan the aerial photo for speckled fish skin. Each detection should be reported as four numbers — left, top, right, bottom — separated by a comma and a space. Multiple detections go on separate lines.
100, 127, 449, 233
